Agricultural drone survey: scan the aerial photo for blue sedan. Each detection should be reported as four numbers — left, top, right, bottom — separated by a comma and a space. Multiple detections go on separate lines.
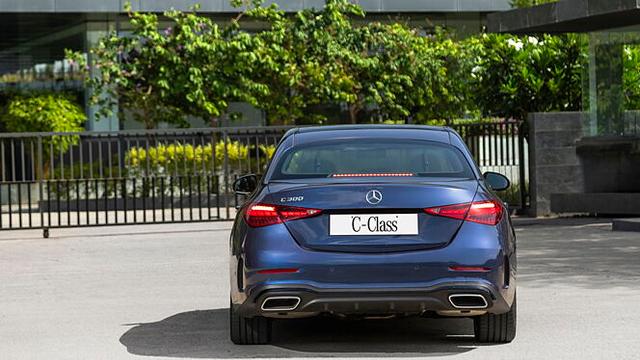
229, 125, 516, 344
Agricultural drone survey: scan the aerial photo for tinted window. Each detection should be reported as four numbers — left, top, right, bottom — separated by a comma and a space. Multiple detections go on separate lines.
271, 139, 474, 180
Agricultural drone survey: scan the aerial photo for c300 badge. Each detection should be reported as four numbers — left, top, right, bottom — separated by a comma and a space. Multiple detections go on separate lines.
280, 196, 304, 203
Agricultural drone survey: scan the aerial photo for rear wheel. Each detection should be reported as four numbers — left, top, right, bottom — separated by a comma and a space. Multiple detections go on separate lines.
229, 302, 272, 345
473, 296, 516, 343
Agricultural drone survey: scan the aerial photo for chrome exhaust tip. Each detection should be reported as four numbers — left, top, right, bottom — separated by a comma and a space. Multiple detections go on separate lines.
261, 296, 301, 312
448, 294, 489, 309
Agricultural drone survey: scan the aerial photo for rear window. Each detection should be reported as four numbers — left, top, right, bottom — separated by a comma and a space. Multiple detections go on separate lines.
271, 139, 474, 180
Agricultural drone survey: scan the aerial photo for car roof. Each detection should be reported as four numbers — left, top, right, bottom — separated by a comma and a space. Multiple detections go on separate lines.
283, 125, 455, 145
296, 124, 451, 133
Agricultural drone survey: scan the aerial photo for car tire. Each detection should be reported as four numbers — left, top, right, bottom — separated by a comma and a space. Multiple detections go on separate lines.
229, 302, 272, 345
473, 296, 516, 343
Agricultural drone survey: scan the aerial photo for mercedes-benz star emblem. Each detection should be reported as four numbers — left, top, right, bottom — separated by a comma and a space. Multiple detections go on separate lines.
365, 190, 383, 205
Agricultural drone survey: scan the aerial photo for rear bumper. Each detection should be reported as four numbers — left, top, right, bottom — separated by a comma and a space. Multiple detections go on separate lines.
235, 281, 511, 318
231, 217, 517, 317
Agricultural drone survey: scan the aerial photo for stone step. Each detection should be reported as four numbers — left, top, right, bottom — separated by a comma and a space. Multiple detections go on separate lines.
551, 193, 640, 215
612, 218, 640, 232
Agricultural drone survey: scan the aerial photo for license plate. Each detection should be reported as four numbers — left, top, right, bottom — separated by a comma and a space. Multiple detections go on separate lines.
329, 214, 418, 236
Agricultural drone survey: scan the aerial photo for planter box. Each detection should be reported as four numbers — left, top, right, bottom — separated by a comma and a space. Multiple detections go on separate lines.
0, 182, 40, 205
37, 193, 237, 212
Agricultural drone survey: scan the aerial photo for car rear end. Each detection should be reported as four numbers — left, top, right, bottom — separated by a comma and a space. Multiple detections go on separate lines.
229, 126, 516, 344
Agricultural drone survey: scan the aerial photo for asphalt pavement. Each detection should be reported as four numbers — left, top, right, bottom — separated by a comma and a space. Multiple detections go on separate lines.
1, 218, 639, 359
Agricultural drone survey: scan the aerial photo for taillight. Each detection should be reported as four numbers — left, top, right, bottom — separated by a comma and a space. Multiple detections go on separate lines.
467, 200, 503, 225
244, 204, 280, 227
424, 200, 503, 226
245, 203, 322, 227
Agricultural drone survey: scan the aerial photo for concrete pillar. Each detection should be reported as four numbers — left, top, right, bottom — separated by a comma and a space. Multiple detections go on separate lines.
528, 112, 585, 217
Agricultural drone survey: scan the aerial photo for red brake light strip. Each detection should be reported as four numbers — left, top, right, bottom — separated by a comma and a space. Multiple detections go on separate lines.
332, 173, 415, 178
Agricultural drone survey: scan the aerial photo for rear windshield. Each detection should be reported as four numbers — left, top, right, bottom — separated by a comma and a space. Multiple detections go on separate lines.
271, 139, 475, 180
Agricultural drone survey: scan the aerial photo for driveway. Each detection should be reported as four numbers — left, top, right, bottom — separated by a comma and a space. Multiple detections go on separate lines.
0, 218, 639, 359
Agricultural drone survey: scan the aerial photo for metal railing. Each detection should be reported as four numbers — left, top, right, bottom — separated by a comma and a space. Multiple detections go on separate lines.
0, 122, 527, 236
0, 126, 292, 236
454, 120, 528, 210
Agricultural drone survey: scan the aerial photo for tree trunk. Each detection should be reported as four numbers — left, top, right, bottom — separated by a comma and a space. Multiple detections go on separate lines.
142, 108, 156, 130
36, 155, 51, 181
348, 103, 359, 124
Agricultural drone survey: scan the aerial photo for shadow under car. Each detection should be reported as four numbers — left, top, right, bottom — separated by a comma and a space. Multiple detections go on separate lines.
119, 308, 487, 358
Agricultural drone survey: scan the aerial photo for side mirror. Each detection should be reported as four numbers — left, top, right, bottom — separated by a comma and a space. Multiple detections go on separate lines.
233, 174, 258, 195
484, 172, 510, 191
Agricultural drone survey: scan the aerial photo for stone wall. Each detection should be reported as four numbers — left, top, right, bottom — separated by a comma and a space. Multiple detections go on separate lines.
528, 112, 585, 217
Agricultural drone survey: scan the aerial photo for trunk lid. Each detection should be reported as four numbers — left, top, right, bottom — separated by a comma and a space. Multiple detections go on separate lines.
266, 180, 478, 253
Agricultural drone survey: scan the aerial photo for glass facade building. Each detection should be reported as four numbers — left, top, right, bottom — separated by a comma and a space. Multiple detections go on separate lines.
488, 0, 640, 137
585, 28, 640, 137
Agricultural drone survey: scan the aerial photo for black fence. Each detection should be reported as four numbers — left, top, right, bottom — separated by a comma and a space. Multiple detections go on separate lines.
0, 122, 527, 236
454, 120, 528, 210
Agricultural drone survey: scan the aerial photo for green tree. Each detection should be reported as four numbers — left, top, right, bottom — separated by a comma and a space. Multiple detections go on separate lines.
341, 24, 478, 124
70, 0, 587, 127
247, 0, 466, 124
2, 93, 86, 177
242, 0, 469, 124
68, 2, 268, 128
69, 0, 486, 126
427, 31, 481, 122
244, 0, 364, 124
469, 34, 584, 122
66, 6, 186, 129
156, 3, 269, 126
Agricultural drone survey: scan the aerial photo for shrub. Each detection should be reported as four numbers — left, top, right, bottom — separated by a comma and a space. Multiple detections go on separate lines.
45, 141, 277, 199
125, 141, 255, 175
3, 93, 85, 136
124, 141, 276, 195
2, 93, 86, 178
258, 144, 276, 160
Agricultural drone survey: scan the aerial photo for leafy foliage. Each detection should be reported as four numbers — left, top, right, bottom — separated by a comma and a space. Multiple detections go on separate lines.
125, 141, 275, 175
70, 0, 471, 126
3, 93, 85, 134
67, 2, 268, 128
2, 94, 85, 175
246, 1, 470, 124
2, 93, 85, 178
468, 34, 585, 121
623, 45, 640, 110
69, 0, 590, 127
414, 30, 476, 123
244, 0, 363, 124
510, 0, 557, 8
341, 22, 440, 123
